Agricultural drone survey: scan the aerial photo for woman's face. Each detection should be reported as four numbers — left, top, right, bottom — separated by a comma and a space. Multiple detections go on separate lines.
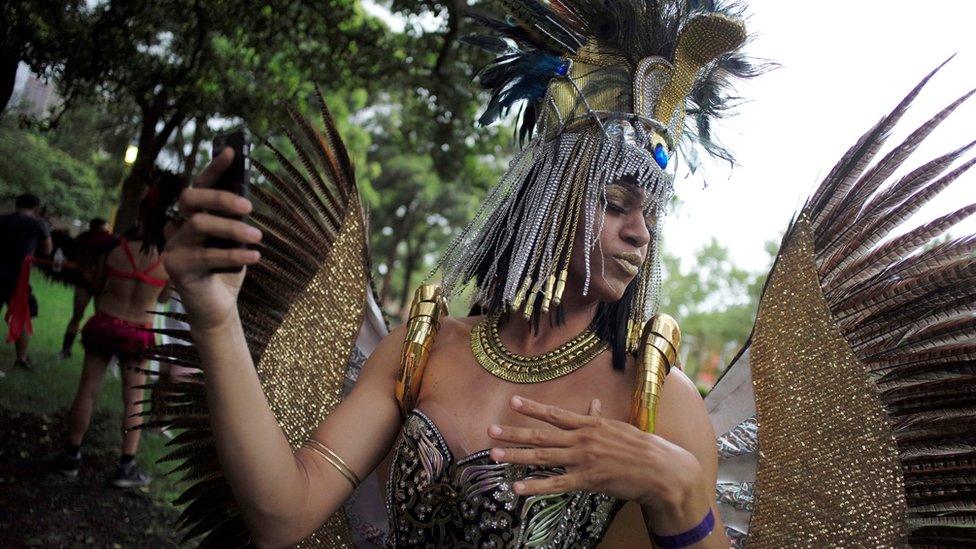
565, 181, 653, 304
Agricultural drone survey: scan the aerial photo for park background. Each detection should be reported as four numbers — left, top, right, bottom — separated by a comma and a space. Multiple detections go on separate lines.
1, 0, 974, 546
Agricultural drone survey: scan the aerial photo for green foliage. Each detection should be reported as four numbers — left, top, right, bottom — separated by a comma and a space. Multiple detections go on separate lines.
660, 239, 775, 387
21, 0, 407, 232
0, 121, 113, 220
13, 0, 514, 258
361, 91, 511, 315
7, 0, 780, 352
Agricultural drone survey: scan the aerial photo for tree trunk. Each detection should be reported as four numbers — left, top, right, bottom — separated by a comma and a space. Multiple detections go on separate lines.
181, 119, 205, 180
113, 105, 185, 234
172, 122, 187, 173
379, 209, 412, 309
398, 225, 434, 315
114, 169, 148, 236
379, 237, 400, 307
398, 239, 418, 318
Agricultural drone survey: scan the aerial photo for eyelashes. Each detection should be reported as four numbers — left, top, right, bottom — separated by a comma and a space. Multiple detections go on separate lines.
604, 200, 654, 233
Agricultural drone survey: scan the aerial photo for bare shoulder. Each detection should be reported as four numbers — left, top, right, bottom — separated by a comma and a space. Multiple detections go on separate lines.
363, 323, 409, 381
661, 368, 704, 408
655, 369, 717, 462
442, 314, 482, 330
105, 241, 127, 265
367, 314, 482, 375
430, 314, 482, 350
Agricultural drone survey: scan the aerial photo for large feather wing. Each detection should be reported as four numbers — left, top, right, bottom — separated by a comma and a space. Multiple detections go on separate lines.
707, 62, 976, 547
144, 88, 387, 548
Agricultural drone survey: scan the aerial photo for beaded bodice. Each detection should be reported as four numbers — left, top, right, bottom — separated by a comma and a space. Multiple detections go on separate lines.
386, 410, 623, 548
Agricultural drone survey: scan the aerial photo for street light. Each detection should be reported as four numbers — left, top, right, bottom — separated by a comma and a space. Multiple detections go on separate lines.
124, 144, 139, 166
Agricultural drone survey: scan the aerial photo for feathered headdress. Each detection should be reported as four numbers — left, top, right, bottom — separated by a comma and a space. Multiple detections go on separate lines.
439, 0, 762, 349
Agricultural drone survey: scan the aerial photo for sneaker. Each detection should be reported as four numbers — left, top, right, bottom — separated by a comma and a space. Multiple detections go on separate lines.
112, 461, 151, 488
13, 358, 31, 369
53, 451, 82, 478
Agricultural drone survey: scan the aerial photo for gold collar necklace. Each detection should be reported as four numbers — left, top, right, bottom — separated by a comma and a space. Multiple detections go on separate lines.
470, 312, 609, 383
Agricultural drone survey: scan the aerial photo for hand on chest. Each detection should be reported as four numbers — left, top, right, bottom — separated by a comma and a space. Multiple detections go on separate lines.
416, 336, 635, 455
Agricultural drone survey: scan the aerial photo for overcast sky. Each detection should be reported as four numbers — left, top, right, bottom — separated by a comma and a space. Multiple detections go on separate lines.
666, 0, 976, 271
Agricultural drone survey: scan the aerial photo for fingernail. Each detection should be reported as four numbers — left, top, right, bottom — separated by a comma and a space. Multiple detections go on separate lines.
235, 197, 250, 210
511, 396, 523, 409
246, 227, 261, 239
491, 448, 505, 460
513, 481, 525, 494
489, 425, 502, 437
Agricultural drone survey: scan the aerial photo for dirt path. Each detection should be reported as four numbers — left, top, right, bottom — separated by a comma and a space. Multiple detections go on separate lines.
0, 407, 182, 548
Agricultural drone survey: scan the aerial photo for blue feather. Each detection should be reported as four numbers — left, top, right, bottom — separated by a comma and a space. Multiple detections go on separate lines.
477, 51, 565, 126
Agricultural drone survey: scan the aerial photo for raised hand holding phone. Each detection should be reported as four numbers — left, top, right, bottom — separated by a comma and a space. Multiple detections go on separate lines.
205, 129, 252, 272
162, 137, 262, 333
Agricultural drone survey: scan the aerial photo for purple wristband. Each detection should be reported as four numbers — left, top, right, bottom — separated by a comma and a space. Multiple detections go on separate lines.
650, 508, 715, 549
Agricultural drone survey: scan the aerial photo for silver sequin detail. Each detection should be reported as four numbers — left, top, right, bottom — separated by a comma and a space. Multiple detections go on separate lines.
716, 481, 755, 512
387, 410, 622, 548
716, 415, 759, 460
345, 345, 368, 383
725, 526, 749, 548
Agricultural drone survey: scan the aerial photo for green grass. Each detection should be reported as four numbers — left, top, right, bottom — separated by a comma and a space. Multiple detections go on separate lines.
0, 275, 183, 504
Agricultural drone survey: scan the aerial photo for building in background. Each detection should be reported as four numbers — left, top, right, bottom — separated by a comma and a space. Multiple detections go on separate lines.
11, 63, 61, 119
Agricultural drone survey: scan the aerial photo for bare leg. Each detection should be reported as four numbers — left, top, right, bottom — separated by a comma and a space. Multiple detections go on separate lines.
119, 357, 147, 456
66, 351, 112, 445
15, 333, 30, 362
61, 287, 91, 356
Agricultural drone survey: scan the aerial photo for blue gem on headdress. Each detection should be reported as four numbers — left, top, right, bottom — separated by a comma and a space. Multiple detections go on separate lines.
653, 144, 669, 169
556, 61, 570, 76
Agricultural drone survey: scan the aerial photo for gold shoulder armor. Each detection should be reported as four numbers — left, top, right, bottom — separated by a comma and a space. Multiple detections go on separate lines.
395, 284, 448, 417
629, 313, 681, 434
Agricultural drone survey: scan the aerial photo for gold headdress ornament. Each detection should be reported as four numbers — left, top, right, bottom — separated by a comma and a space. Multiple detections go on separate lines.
438, 1, 757, 351
542, 13, 747, 147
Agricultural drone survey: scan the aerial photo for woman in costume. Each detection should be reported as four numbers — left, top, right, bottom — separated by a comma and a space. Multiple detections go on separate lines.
54, 172, 182, 487
153, 0, 976, 547
160, 1, 757, 547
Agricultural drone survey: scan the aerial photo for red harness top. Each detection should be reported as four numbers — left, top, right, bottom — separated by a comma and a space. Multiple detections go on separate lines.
107, 237, 165, 288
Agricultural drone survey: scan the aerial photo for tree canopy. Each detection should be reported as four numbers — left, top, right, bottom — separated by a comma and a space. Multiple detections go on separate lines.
0, 118, 111, 220
661, 238, 777, 387
4, 0, 776, 387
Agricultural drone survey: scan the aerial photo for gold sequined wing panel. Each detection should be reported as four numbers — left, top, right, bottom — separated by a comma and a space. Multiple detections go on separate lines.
142, 86, 384, 548
707, 60, 976, 547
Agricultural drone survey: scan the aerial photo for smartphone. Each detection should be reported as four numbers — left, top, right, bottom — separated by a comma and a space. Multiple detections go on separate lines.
206, 128, 251, 272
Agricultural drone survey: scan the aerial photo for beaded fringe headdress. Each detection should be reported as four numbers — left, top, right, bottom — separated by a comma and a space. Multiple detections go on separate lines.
438, 0, 760, 350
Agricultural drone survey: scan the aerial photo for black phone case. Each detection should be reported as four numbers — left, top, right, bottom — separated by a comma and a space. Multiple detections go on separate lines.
206, 129, 251, 273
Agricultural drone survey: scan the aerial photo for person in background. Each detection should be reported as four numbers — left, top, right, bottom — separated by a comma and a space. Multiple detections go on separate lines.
59, 218, 117, 358
53, 172, 184, 487
0, 193, 53, 369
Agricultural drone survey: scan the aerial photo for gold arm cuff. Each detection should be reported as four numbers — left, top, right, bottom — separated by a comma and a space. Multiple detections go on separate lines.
396, 284, 447, 416
629, 313, 681, 433
303, 439, 361, 489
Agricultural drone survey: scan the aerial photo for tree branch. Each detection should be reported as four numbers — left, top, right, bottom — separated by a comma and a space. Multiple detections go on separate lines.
432, 0, 462, 77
